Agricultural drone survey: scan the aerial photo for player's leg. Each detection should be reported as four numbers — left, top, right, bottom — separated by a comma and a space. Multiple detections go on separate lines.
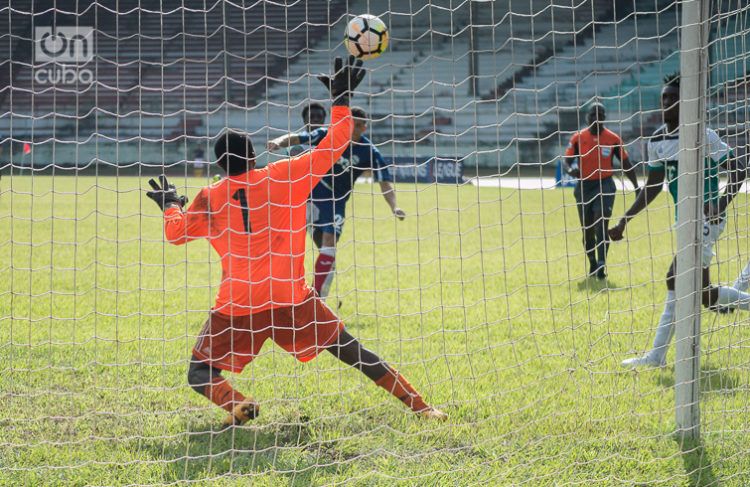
622, 259, 676, 368
732, 259, 750, 292
190, 312, 261, 426
699, 219, 750, 311
308, 197, 341, 299
326, 329, 447, 419
314, 229, 338, 298
187, 354, 258, 426
278, 292, 446, 419
574, 182, 597, 275
594, 178, 616, 279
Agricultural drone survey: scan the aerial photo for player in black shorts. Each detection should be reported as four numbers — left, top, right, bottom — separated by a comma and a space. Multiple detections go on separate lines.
564, 103, 640, 279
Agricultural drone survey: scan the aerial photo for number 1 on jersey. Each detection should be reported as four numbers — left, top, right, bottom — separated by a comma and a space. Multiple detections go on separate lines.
232, 188, 251, 233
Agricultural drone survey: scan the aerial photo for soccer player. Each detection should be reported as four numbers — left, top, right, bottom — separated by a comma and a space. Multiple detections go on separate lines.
268, 106, 405, 299
564, 102, 640, 279
146, 57, 446, 426
302, 101, 327, 131
610, 73, 748, 368
267, 102, 328, 156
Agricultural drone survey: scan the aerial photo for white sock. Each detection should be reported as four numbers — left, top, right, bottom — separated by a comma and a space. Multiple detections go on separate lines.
717, 286, 750, 310
733, 260, 750, 292
650, 290, 676, 363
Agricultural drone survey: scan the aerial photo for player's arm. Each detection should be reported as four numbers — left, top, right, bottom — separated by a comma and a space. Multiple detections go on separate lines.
609, 166, 664, 241
267, 57, 365, 204
613, 144, 640, 191
710, 131, 747, 218
267, 108, 352, 205
717, 153, 746, 217
379, 181, 405, 220
563, 133, 580, 178
268, 128, 326, 151
162, 189, 211, 245
146, 176, 210, 245
146, 175, 205, 244
267, 134, 301, 151
371, 145, 405, 219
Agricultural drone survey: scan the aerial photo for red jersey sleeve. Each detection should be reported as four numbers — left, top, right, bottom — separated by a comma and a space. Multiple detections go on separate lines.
267, 105, 353, 205
163, 187, 211, 245
564, 132, 579, 159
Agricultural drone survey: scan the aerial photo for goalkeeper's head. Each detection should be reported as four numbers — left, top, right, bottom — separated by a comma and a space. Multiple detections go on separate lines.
214, 130, 256, 175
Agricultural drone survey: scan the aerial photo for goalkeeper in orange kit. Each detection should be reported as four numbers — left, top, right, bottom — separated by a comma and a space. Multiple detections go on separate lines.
146, 57, 446, 427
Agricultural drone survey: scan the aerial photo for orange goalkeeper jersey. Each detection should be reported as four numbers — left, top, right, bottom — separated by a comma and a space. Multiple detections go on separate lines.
162, 106, 353, 315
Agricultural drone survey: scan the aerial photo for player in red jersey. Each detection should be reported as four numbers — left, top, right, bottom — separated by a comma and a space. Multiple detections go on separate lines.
146, 57, 446, 426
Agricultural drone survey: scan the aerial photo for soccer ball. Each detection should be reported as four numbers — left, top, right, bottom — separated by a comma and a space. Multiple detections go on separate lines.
344, 14, 389, 60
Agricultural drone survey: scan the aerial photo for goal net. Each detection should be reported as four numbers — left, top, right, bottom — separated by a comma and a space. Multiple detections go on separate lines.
1, 0, 749, 484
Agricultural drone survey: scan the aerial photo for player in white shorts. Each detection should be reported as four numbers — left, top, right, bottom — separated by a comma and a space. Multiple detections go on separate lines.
608, 72, 748, 368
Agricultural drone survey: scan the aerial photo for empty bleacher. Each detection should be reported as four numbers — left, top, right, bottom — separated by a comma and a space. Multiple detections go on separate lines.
0, 0, 746, 168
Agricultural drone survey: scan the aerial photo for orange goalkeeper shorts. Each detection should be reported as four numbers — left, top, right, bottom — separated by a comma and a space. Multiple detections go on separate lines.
192, 289, 344, 373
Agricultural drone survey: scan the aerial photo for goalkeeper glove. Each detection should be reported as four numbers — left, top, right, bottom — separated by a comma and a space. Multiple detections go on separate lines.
317, 56, 366, 106
146, 175, 188, 211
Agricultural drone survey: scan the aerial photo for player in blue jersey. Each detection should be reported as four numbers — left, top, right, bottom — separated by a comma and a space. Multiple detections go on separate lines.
268, 102, 328, 156
268, 106, 405, 299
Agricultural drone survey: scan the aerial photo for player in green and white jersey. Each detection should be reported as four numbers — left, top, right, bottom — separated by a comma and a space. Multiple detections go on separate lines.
608, 73, 748, 368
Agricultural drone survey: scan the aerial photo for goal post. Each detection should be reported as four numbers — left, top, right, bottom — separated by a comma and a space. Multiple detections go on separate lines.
674, 0, 710, 441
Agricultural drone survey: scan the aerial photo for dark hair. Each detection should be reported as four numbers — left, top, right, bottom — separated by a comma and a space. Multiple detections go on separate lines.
301, 102, 327, 119
351, 106, 368, 121
214, 130, 255, 175
587, 102, 605, 117
664, 72, 680, 88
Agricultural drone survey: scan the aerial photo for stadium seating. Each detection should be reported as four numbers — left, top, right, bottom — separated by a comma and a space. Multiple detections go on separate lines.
0, 0, 744, 168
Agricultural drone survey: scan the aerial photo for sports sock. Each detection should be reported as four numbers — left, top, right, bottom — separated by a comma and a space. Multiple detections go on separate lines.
717, 286, 750, 310
205, 376, 245, 413
733, 260, 750, 292
650, 290, 676, 363
314, 247, 336, 298
374, 367, 428, 412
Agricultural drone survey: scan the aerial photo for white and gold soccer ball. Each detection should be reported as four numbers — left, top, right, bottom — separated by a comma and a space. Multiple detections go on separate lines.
344, 14, 389, 61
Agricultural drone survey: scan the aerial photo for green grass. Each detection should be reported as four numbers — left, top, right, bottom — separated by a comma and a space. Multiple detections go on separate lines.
2, 175, 750, 486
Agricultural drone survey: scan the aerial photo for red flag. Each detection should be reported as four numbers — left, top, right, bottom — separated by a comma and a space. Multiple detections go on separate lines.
23, 143, 31, 154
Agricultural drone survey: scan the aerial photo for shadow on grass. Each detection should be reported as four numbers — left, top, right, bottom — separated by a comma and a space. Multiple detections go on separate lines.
674, 436, 719, 487
576, 277, 621, 292
140, 415, 354, 484
657, 367, 741, 394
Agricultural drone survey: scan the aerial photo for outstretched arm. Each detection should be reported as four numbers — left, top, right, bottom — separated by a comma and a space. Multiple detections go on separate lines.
267, 134, 301, 151
609, 167, 665, 241
267, 56, 366, 205
268, 107, 352, 205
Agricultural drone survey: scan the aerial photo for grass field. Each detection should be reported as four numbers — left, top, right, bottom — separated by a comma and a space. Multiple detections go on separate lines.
2, 175, 750, 486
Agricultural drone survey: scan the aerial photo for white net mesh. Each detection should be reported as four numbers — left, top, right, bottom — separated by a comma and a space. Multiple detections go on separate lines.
1, 0, 749, 484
